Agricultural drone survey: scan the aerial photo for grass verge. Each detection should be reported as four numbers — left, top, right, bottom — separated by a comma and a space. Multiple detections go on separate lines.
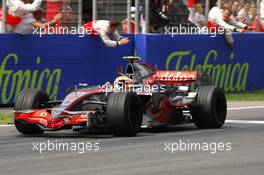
0, 113, 13, 125
227, 89, 264, 101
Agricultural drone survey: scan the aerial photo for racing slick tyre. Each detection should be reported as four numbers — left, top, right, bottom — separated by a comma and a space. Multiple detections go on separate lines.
14, 88, 49, 135
107, 92, 143, 137
191, 86, 227, 129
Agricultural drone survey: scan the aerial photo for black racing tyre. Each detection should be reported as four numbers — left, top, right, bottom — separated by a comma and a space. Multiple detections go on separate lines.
107, 92, 143, 137
14, 88, 49, 135
191, 86, 227, 128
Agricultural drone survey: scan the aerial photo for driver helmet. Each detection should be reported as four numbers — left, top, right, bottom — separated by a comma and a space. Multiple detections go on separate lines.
114, 76, 133, 91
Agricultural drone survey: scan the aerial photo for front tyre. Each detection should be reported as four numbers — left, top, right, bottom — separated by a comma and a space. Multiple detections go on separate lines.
107, 92, 143, 137
14, 88, 49, 135
191, 86, 227, 128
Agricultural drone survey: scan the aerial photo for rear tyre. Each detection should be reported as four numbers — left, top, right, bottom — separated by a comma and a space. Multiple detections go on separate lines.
191, 86, 227, 128
14, 88, 49, 135
107, 92, 143, 137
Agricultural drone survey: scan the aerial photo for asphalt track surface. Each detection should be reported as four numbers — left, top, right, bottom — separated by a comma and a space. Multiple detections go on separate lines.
1, 106, 264, 175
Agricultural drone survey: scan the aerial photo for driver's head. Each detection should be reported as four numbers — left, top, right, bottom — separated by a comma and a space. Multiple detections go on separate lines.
109, 17, 121, 32
114, 76, 133, 90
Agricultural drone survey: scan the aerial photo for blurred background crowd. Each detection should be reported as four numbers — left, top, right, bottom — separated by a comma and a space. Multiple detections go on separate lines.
0, 0, 264, 34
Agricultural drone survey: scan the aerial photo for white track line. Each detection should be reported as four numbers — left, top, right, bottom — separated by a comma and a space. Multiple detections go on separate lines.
0, 125, 13, 127
226, 120, 264, 124
228, 106, 264, 110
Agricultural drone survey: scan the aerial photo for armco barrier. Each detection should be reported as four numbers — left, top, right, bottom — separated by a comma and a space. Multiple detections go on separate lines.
135, 33, 263, 93
0, 33, 263, 104
0, 34, 134, 104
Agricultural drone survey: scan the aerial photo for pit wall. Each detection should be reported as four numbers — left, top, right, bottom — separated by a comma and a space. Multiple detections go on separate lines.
0, 33, 262, 104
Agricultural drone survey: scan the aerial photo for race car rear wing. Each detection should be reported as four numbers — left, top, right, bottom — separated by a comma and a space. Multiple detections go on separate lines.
146, 71, 198, 85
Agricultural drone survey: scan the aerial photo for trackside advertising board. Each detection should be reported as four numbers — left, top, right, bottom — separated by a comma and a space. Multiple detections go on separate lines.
0, 34, 134, 104
0, 33, 263, 104
135, 34, 263, 93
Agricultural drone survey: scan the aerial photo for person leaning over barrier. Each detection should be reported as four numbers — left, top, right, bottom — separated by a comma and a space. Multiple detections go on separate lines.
208, 0, 252, 47
83, 17, 130, 47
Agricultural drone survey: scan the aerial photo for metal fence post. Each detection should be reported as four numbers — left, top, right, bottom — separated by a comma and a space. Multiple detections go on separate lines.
135, 0, 139, 33
2, 0, 7, 33
92, 0, 97, 21
205, 0, 210, 21
145, 0, 149, 33
78, 0, 83, 27
127, 0, 131, 33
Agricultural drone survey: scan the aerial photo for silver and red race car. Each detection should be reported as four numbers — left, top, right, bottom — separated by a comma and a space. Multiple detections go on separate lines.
14, 56, 227, 136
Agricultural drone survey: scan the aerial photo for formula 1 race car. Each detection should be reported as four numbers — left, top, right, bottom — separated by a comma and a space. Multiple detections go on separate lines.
14, 56, 227, 136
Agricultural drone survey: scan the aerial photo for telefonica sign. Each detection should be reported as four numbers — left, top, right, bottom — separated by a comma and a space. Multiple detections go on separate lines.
0, 53, 62, 104
165, 50, 249, 92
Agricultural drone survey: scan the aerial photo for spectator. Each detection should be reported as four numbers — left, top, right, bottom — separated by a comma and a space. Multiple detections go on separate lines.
46, 0, 63, 26
161, 0, 170, 13
253, 0, 264, 32
230, 1, 241, 24
221, 2, 232, 12
167, 0, 194, 28
187, 0, 196, 23
208, 0, 247, 32
147, 0, 169, 33
83, 17, 130, 47
223, 8, 248, 30
238, 2, 251, 25
249, 3, 257, 23
193, 3, 206, 28
209, 0, 234, 32
61, 0, 76, 28
122, 7, 136, 33
208, 0, 247, 47
0, 0, 42, 33
13, 8, 62, 35
138, 0, 169, 33
231, 1, 240, 18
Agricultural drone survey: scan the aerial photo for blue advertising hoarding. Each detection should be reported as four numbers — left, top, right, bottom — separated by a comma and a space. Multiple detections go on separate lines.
135, 33, 263, 93
0, 34, 134, 104
0, 33, 263, 104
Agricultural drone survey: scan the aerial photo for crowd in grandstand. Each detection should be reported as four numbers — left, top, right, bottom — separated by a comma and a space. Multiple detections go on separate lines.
1, 0, 264, 35
144, 0, 264, 33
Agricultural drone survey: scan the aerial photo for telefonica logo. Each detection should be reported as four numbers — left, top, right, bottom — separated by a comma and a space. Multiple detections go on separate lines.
165, 50, 249, 92
0, 53, 62, 104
